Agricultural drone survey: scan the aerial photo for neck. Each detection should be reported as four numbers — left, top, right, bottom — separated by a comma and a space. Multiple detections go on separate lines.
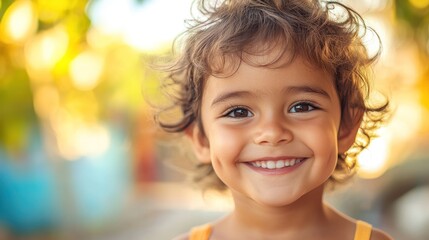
227, 185, 330, 237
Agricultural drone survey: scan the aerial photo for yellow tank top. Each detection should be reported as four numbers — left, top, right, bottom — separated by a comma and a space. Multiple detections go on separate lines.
189, 224, 212, 240
189, 220, 372, 240
354, 221, 373, 240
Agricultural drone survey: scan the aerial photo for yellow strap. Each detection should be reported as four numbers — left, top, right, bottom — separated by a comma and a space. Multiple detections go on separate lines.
189, 224, 212, 240
189, 221, 371, 240
354, 220, 372, 240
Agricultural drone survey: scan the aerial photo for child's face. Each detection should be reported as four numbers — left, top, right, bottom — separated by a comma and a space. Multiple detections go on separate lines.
193, 55, 345, 207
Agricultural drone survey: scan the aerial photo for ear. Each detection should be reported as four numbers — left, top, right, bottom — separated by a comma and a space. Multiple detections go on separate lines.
185, 124, 211, 163
338, 107, 364, 153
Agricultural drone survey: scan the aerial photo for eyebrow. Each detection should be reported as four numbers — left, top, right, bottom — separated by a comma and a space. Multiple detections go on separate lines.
210, 85, 332, 107
211, 91, 253, 107
283, 86, 331, 100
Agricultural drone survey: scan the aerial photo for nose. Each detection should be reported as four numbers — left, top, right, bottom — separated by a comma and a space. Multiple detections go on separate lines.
253, 116, 293, 146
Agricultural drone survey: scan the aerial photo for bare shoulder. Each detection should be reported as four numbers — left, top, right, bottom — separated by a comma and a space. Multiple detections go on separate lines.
172, 232, 189, 240
371, 228, 393, 240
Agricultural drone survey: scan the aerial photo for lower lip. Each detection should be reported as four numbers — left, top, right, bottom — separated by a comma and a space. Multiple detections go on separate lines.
245, 159, 306, 175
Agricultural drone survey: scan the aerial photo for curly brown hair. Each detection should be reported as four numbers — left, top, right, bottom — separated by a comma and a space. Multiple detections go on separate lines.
155, 0, 389, 190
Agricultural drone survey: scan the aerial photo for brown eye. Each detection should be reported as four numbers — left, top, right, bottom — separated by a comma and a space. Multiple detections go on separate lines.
290, 102, 316, 113
226, 108, 253, 118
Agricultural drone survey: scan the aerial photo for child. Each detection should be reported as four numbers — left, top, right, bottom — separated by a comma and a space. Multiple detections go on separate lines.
155, 0, 391, 239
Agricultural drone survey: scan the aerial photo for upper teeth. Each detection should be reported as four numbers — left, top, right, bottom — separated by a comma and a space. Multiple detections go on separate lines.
251, 159, 302, 169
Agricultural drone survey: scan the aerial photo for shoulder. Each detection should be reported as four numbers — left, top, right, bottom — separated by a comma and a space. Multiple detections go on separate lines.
370, 228, 393, 240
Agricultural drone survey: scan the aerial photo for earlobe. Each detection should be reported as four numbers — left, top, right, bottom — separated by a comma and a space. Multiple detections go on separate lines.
338, 108, 364, 153
185, 124, 211, 164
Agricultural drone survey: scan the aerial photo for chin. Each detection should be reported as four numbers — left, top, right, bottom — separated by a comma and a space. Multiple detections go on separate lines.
252, 192, 304, 208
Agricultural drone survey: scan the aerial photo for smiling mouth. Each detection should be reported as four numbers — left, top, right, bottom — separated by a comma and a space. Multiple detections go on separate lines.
250, 158, 304, 169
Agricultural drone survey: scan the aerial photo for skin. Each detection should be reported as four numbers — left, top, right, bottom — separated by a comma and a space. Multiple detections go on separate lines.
180, 54, 392, 240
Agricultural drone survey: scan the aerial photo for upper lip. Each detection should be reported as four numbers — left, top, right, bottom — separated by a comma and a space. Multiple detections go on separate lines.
245, 156, 307, 163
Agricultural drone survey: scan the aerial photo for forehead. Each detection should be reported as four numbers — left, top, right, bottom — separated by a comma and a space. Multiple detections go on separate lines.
203, 54, 337, 102
208, 44, 334, 83
208, 38, 333, 78
209, 40, 293, 76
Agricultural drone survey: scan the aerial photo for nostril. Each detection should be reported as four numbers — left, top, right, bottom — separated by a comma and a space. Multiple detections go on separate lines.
254, 126, 294, 145
253, 118, 293, 145
255, 133, 292, 146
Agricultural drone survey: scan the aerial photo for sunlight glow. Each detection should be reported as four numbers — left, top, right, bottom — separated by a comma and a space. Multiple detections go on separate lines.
87, 0, 193, 52
0, 0, 37, 44
362, 17, 390, 60
357, 129, 390, 179
361, 0, 390, 11
357, 93, 423, 179
70, 50, 104, 91
390, 99, 423, 141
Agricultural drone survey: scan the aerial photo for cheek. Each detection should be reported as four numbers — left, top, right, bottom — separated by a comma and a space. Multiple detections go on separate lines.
302, 121, 339, 163
206, 125, 246, 162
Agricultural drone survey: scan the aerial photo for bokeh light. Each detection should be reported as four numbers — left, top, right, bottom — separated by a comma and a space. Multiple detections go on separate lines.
69, 49, 104, 91
0, 0, 37, 44
25, 25, 69, 74
51, 109, 111, 160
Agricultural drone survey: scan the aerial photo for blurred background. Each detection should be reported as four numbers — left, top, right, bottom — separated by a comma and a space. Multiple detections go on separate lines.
0, 0, 428, 239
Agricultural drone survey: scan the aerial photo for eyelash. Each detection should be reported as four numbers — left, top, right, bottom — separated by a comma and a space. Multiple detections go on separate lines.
221, 101, 319, 118
289, 101, 319, 113
223, 106, 253, 118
